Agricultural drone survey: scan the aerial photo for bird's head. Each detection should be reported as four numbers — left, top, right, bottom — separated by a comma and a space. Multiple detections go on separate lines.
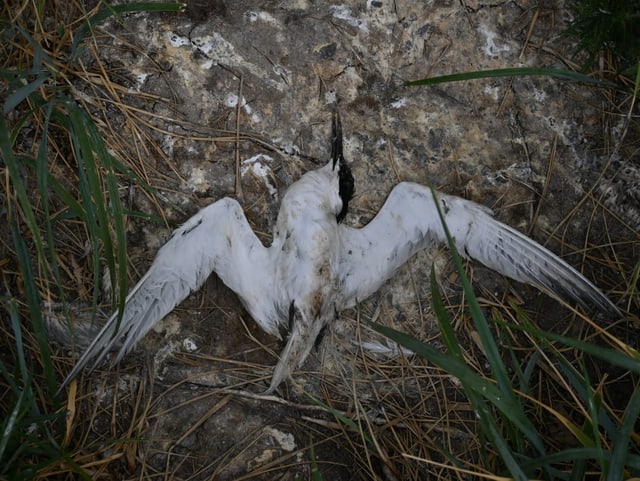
277, 113, 355, 224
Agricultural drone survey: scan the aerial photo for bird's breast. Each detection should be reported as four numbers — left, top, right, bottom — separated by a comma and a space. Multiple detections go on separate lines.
273, 217, 341, 321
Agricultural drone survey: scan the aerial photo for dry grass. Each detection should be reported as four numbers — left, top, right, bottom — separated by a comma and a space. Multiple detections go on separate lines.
1, 1, 639, 480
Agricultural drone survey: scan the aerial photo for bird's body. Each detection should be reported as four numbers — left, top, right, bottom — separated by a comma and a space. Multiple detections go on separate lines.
60, 114, 619, 393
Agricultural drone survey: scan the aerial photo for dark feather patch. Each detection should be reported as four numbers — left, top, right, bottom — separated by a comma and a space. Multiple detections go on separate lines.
332, 112, 355, 223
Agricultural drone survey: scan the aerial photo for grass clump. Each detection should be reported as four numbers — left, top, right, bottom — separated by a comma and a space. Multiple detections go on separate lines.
566, 0, 640, 73
1, 1, 184, 478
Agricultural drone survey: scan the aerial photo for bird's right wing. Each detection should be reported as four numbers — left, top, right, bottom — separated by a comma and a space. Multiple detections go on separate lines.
60, 198, 274, 389
337, 182, 619, 317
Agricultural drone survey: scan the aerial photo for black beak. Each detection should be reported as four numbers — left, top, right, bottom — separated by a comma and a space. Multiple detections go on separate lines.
331, 112, 354, 223
331, 111, 343, 170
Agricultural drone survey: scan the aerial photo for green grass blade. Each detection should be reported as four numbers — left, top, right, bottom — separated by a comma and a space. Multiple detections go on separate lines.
83, 106, 129, 327
520, 447, 640, 472
308, 436, 323, 481
67, 102, 129, 322
10, 222, 57, 394
430, 267, 531, 475
0, 20, 52, 75
3, 72, 50, 114
429, 266, 463, 359
8, 300, 29, 388
36, 101, 72, 313
578, 364, 606, 472
304, 392, 374, 446
0, 377, 30, 467
428, 190, 513, 397
369, 321, 507, 414
607, 383, 640, 481
405, 67, 622, 91
0, 117, 47, 280
428, 188, 547, 458
61, 105, 105, 316
503, 307, 640, 373
513, 309, 615, 445
553, 361, 602, 447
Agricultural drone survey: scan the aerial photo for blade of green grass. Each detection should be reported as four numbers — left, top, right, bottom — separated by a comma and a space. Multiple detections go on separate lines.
429, 192, 518, 398
308, 436, 323, 481
36, 101, 74, 325
405, 67, 622, 91
3, 72, 50, 114
0, 377, 31, 470
1, 116, 48, 287
0, 20, 53, 76
428, 188, 548, 459
304, 392, 374, 446
431, 266, 528, 470
519, 447, 640, 472
554, 362, 604, 447
513, 308, 617, 445
607, 383, 640, 481
429, 266, 463, 360
64, 101, 129, 331
82, 104, 129, 329
8, 300, 29, 387
503, 305, 640, 374
427, 271, 532, 479
579, 364, 607, 473
368, 320, 536, 438
53, 105, 104, 320
10, 221, 57, 394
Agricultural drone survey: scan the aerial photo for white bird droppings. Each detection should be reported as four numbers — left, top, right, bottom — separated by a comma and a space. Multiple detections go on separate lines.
182, 338, 198, 352
264, 426, 296, 451
242, 154, 277, 200
478, 25, 510, 57
390, 97, 408, 109
330, 5, 369, 32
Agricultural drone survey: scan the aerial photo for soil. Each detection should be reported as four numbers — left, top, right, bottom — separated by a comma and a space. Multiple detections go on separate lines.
57, 1, 638, 480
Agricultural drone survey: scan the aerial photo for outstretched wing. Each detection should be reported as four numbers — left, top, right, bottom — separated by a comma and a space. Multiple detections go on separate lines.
337, 182, 619, 316
60, 198, 274, 389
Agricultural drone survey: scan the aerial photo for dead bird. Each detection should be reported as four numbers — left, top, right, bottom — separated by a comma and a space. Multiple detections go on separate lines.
59, 113, 620, 393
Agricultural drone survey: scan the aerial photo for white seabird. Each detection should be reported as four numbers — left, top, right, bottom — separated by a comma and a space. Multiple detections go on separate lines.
60, 114, 620, 393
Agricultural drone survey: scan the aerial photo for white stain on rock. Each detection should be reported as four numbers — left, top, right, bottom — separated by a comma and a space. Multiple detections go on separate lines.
478, 25, 510, 57
166, 31, 285, 91
264, 426, 296, 451
225, 93, 262, 123
331, 5, 369, 32
242, 154, 277, 200
182, 338, 198, 352
186, 167, 210, 194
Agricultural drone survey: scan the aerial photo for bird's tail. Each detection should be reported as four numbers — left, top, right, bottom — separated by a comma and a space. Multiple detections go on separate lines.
266, 305, 327, 393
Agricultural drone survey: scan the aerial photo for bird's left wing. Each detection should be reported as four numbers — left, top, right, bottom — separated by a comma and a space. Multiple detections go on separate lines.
60, 198, 273, 389
337, 182, 619, 317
